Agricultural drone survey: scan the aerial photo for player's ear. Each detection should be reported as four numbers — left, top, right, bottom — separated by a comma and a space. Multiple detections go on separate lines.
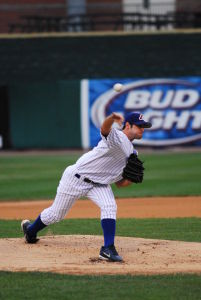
125, 122, 130, 128
122, 122, 131, 131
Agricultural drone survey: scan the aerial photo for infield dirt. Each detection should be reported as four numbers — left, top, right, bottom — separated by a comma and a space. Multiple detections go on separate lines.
1, 196, 201, 275
1, 196, 201, 219
1, 235, 201, 275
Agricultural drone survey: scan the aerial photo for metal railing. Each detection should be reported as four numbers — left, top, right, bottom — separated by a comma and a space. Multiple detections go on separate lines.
8, 12, 201, 33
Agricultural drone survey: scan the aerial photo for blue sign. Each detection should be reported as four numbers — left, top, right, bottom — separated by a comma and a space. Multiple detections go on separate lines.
80, 78, 201, 148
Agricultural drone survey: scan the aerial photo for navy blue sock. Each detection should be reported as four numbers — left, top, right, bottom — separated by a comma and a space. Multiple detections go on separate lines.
101, 218, 116, 247
28, 215, 47, 237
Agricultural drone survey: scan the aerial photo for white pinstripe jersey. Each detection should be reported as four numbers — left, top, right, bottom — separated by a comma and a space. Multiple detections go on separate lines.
75, 128, 137, 184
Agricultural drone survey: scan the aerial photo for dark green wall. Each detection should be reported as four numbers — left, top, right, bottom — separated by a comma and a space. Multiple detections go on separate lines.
1, 32, 201, 85
9, 81, 81, 148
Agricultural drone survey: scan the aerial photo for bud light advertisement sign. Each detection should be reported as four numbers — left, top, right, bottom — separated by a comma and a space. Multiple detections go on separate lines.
80, 78, 201, 148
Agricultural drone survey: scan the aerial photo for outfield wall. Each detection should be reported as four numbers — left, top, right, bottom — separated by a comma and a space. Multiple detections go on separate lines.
9, 81, 81, 148
1, 31, 201, 149
1, 32, 201, 85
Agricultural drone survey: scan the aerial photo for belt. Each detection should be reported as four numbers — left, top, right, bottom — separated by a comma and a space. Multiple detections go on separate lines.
75, 173, 97, 184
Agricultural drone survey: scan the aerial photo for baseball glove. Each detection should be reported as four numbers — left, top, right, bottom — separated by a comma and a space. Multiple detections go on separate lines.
122, 154, 144, 183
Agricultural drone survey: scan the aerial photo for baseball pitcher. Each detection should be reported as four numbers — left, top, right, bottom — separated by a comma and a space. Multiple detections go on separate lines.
21, 111, 152, 262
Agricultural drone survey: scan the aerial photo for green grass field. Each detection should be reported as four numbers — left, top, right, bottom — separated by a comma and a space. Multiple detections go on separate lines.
1, 218, 201, 242
1, 272, 201, 300
0, 152, 201, 200
0, 151, 201, 299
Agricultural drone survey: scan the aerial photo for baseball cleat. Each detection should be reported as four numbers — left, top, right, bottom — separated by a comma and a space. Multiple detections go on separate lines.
21, 219, 39, 244
99, 245, 123, 262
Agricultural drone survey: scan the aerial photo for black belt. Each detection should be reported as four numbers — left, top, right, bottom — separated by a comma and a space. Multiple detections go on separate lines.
75, 173, 97, 184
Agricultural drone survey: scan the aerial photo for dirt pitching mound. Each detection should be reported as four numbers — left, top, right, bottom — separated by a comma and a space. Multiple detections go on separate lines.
1, 235, 201, 275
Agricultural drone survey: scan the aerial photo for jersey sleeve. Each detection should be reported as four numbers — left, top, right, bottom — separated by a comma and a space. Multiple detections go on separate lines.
101, 128, 134, 157
100, 128, 122, 148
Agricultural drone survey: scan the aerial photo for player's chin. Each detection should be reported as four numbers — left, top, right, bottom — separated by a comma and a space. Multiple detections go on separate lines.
135, 134, 143, 140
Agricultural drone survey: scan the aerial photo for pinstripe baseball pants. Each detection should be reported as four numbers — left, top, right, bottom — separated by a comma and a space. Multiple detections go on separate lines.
41, 166, 117, 225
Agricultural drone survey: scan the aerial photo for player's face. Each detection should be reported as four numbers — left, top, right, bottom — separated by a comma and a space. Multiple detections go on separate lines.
129, 124, 144, 140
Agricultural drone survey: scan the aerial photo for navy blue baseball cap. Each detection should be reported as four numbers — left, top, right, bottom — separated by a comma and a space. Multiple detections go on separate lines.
124, 112, 152, 128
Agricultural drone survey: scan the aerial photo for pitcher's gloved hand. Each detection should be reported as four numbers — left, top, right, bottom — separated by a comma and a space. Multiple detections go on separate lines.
122, 154, 144, 183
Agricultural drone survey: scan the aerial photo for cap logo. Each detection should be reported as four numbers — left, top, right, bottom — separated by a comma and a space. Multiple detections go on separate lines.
139, 114, 143, 120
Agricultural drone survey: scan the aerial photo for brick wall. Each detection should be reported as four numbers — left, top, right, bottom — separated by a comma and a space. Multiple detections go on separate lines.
176, 0, 201, 12
0, 0, 124, 33
86, 0, 122, 30
0, 0, 66, 33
